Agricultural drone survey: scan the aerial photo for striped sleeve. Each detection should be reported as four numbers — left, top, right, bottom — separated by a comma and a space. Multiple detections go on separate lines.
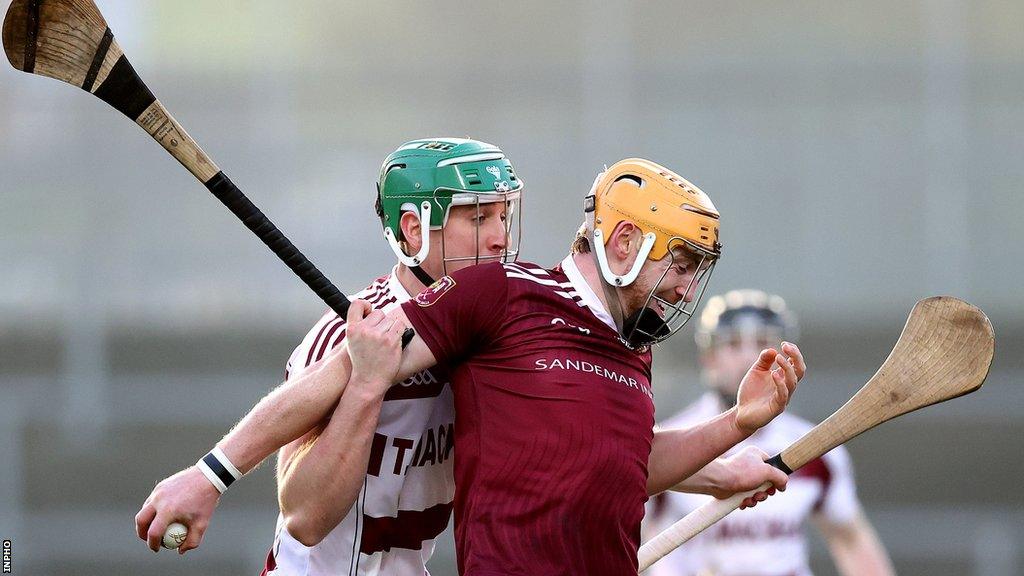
284, 276, 396, 381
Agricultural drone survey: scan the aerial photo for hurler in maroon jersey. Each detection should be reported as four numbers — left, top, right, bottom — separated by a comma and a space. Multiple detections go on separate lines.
403, 258, 655, 575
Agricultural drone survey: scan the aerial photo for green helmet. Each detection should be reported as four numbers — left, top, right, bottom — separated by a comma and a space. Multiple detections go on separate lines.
376, 138, 523, 269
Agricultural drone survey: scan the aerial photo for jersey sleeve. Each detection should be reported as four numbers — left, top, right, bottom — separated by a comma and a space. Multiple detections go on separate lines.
285, 311, 347, 381
400, 262, 510, 367
816, 444, 862, 525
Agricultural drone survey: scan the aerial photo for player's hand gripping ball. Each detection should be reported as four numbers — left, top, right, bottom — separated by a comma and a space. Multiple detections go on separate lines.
162, 522, 188, 550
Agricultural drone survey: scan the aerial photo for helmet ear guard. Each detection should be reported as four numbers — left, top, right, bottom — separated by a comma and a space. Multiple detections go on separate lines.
382, 201, 432, 267
592, 228, 657, 287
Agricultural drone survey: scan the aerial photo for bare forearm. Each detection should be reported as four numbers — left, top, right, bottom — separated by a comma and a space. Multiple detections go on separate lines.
826, 515, 895, 576
279, 380, 386, 545
647, 407, 750, 495
218, 350, 353, 473
669, 457, 730, 495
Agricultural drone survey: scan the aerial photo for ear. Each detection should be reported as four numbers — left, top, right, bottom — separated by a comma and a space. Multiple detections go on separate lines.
607, 221, 642, 260
399, 211, 423, 253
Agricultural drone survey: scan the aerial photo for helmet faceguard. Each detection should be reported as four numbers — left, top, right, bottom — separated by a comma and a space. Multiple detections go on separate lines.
436, 187, 522, 269
376, 138, 523, 276
622, 238, 718, 347
583, 159, 721, 349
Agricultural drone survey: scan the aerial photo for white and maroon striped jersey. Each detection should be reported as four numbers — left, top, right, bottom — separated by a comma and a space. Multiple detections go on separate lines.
263, 267, 455, 576
644, 394, 861, 576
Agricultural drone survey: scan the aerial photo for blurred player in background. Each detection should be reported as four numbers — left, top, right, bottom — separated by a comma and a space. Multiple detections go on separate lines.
644, 290, 894, 576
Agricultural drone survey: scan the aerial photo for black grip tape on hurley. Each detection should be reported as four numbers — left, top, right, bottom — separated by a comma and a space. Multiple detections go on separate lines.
204, 171, 350, 316
765, 453, 794, 475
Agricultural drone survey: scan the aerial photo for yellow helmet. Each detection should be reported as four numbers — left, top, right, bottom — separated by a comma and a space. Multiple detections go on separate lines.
591, 158, 720, 263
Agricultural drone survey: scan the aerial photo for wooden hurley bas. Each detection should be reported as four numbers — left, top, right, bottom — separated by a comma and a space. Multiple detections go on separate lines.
639, 296, 994, 572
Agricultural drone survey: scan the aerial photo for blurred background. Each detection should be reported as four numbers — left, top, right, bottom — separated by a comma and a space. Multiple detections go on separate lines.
1, 0, 1021, 574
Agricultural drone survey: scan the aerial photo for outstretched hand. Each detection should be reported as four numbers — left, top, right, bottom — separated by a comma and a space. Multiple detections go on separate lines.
734, 342, 805, 433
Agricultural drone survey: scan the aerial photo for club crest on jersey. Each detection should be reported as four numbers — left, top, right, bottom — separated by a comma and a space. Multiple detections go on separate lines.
415, 276, 457, 307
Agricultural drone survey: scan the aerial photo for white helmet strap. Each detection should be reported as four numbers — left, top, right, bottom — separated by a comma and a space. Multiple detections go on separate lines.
592, 229, 657, 287
383, 200, 432, 267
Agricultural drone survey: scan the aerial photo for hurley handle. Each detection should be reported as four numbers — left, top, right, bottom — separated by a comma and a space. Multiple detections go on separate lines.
204, 171, 350, 315
638, 454, 790, 572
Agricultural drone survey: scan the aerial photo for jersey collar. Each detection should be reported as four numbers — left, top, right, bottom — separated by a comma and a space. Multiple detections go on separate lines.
388, 265, 413, 302
561, 255, 616, 331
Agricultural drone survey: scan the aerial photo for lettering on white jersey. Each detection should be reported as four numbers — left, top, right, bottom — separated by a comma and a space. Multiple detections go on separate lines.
366, 423, 455, 477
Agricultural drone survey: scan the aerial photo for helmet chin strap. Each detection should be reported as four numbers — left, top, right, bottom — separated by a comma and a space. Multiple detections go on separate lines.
409, 264, 436, 287
386, 204, 438, 287
621, 307, 671, 346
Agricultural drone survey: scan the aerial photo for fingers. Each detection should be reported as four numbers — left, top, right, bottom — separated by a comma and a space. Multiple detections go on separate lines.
781, 341, 806, 381
774, 351, 798, 394
345, 299, 379, 326
387, 318, 408, 340
146, 513, 171, 552
765, 464, 788, 491
752, 348, 779, 371
770, 359, 790, 404
135, 500, 156, 541
179, 521, 206, 554
347, 299, 397, 337
739, 488, 775, 510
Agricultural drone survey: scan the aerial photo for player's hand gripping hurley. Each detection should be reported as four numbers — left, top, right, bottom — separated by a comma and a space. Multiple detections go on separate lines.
2, 0, 414, 346
639, 296, 994, 572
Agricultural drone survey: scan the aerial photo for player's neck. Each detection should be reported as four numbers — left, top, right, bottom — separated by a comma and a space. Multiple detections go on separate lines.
395, 264, 433, 296
572, 253, 613, 313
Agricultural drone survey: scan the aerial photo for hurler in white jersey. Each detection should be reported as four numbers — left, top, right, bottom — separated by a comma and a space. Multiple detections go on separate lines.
264, 269, 455, 575
644, 290, 894, 576
256, 138, 523, 576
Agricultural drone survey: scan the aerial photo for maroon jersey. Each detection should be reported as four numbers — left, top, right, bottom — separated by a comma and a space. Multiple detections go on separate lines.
401, 258, 655, 576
